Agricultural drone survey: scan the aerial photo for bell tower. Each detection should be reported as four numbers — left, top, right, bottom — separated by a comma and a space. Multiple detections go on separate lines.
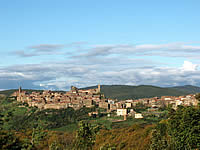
17, 86, 22, 102
98, 84, 101, 93
19, 86, 22, 93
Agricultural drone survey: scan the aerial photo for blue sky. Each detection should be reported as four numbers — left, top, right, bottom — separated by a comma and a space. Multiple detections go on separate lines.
1, 0, 200, 90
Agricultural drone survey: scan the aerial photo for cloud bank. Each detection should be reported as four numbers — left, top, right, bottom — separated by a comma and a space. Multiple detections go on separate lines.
2, 42, 200, 90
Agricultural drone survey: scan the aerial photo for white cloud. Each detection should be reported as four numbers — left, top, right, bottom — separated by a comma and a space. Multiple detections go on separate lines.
1, 60, 200, 90
182, 61, 198, 71
0, 89, 6, 91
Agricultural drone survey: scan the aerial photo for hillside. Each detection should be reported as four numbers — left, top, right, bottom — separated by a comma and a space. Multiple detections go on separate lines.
169, 85, 200, 93
0, 89, 17, 96
82, 85, 200, 100
0, 89, 44, 96
1, 85, 200, 100
0, 89, 65, 97
98, 85, 189, 100
94, 124, 153, 150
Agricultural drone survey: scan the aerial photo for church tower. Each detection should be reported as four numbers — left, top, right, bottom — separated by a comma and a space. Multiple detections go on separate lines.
17, 86, 22, 102
19, 86, 22, 93
98, 84, 101, 93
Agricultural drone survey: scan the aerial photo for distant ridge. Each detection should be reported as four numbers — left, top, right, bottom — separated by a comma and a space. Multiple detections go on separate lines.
82, 85, 200, 100
169, 85, 200, 93
1, 85, 200, 100
0, 89, 44, 97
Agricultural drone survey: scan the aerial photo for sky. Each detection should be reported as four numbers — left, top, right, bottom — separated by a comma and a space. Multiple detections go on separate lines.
1, 0, 200, 90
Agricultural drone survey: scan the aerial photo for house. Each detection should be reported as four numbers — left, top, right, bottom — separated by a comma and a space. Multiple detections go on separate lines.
99, 101, 110, 109
125, 102, 132, 108
117, 108, 127, 116
135, 113, 143, 119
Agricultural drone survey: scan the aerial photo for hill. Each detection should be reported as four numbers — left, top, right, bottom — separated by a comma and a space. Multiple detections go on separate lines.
0, 89, 66, 97
1, 85, 200, 100
82, 85, 200, 100
0, 89, 44, 97
169, 85, 200, 93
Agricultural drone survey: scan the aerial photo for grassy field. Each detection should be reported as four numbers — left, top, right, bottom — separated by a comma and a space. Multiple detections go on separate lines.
88, 114, 161, 130
50, 114, 159, 132
52, 123, 78, 132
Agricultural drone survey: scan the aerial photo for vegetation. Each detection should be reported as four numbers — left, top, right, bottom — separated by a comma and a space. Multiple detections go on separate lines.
0, 89, 43, 97
150, 96, 200, 150
94, 124, 153, 150
0, 102, 95, 131
74, 121, 100, 150
0, 89, 65, 97
0, 130, 26, 150
0, 92, 200, 149
168, 107, 200, 149
171, 85, 200, 93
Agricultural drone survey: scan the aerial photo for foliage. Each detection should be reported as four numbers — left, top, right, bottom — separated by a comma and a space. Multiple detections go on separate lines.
49, 141, 62, 150
74, 121, 100, 150
0, 130, 24, 150
150, 103, 200, 150
47, 131, 75, 150
150, 123, 169, 150
99, 143, 116, 150
94, 124, 153, 150
31, 125, 47, 146
0, 129, 75, 150
52, 123, 78, 132
195, 93, 200, 106
0, 96, 95, 131
167, 105, 200, 149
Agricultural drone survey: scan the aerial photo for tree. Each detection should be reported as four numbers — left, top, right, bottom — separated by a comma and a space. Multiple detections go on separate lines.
99, 143, 116, 150
150, 124, 168, 150
74, 121, 100, 150
150, 101, 200, 150
195, 93, 200, 107
0, 113, 4, 129
49, 141, 61, 150
0, 130, 22, 150
31, 125, 47, 146
167, 105, 200, 149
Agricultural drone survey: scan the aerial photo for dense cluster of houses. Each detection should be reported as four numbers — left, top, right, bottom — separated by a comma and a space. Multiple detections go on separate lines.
13, 86, 199, 119
113, 94, 198, 117
13, 85, 103, 110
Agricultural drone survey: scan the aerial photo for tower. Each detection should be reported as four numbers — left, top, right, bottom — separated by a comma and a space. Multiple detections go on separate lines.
17, 86, 22, 102
19, 86, 22, 93
98, 84, 101, 93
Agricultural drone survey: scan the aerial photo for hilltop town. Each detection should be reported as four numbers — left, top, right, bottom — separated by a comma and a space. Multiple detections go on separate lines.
13, 85, 199, 118
13, 85, 103, 110
2, 85, 200, 149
